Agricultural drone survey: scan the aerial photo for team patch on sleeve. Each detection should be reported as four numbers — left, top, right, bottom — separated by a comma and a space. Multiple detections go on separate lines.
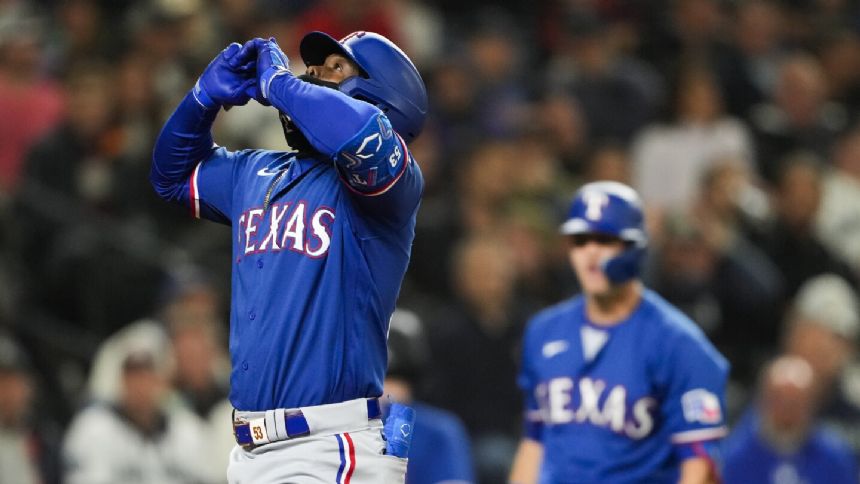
335, 114, 409, 195
681, 388, 722, 425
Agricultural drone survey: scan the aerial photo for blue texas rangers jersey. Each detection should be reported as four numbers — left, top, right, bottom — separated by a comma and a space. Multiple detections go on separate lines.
152, 77, 422, 411
518, 289, 729, 483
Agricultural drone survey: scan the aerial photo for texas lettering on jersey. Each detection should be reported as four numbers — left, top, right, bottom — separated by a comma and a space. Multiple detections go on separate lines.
535, 376, 656, 440
237, 202, 335, 258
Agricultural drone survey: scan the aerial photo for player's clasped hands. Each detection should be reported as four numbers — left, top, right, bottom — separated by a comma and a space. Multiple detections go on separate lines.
193, 38, 291, 110
253, 38, 290, 103
193, 40, 257, 109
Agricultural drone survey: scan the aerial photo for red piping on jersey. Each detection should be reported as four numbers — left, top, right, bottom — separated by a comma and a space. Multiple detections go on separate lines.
189, 162, 202, 218
344, 432, 356, 483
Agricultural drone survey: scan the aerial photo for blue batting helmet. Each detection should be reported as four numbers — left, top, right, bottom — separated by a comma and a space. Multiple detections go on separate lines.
560, 181, 647, 284
300, 31, 428, 143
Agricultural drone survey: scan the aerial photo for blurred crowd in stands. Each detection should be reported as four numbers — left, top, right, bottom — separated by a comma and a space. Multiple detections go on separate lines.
2, 0, 860, 482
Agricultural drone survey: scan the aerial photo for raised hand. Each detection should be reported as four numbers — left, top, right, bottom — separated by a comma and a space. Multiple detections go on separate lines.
255, 37, 291, 103
193, 40, 258, 109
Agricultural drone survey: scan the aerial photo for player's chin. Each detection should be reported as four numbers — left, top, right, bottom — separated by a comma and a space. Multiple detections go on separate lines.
579, 274, 612, 296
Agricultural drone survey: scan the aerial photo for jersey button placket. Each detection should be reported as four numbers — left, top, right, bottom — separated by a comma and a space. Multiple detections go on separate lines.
257, 259, 264, 269
249, 310, 256, 320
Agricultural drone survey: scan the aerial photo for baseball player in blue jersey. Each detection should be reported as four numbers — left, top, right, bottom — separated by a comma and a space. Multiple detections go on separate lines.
509, 181, 729, 484
151, 31, 427, 483
723, 355, 859, 484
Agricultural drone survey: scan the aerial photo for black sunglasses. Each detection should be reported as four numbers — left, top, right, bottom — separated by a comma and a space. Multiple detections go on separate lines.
569, 233, 623, 247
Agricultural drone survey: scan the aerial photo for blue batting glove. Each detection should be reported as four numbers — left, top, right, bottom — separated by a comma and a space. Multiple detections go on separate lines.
256, 37, 291, 103
193, 40, 258, 110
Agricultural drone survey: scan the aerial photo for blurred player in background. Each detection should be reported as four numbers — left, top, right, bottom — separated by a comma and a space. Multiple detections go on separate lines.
151, 30, 427, 483
723, 355, 858, 484
782, 273, 860, 457
384, 308, 476, 484
509, 181, 728, 484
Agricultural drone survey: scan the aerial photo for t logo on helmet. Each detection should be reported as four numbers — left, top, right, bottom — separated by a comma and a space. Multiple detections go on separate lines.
583, 191, 609, 221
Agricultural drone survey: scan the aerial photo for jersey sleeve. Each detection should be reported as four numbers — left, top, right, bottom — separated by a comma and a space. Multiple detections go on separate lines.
517, 320, 545, 442
334, 113, 423, 227
150, 91, 243, 225
265, 73, 423, 227
168, 147, 243, 224
659, 330, 729, 459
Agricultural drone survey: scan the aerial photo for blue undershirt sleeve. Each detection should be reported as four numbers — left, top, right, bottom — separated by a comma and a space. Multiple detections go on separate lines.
150, 91, 237, 224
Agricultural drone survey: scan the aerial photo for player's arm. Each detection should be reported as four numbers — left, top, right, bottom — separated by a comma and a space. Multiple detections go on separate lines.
509, 405, 546, 484
151, 41, 257, 223
510, 322, 545, 484
678, 456, 719, 484
660, 330, 730, 484
509, 438, 544, 484
257, 39, 422, 225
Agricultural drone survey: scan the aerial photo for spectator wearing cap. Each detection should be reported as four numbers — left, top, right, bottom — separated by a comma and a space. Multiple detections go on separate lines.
0, 335, 61, 484
384, 308, 476, 484
783, 274, 860, 456
62, 321, 213, 484
723, 355, 858, 484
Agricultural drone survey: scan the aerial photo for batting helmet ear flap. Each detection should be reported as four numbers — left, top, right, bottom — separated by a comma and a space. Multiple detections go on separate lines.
602, 246, 646, 284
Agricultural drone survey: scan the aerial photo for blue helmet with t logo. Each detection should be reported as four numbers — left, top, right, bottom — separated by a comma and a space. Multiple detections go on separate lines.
560, 181, 647, 284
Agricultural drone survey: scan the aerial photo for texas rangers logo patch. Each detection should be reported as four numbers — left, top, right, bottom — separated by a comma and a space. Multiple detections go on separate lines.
681, 388, 722, 424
